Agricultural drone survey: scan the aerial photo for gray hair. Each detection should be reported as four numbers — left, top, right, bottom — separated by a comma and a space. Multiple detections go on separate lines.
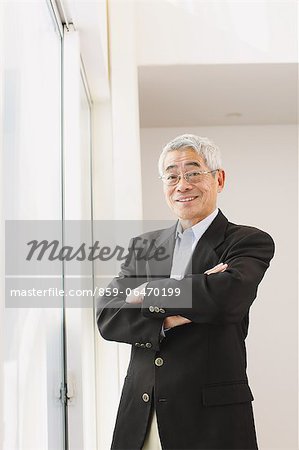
158, 134, 222, 176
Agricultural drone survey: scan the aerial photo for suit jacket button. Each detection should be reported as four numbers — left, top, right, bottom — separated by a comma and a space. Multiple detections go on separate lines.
149, 306, 155, 312
154, 306, 160, 313
155, 357, 164, 367
135, 342, 141, 347
142, 393, 150, 402
140, 343, 145, 348
145, 342, 152, 348
159, 308, 165, 313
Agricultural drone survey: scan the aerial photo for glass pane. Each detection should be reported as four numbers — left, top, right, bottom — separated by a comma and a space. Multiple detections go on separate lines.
2, 1, 65, 449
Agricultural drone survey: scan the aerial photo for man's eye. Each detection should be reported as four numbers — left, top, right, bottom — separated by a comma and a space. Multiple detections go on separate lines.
188, 171, 200, 177
167, 174, 178, 180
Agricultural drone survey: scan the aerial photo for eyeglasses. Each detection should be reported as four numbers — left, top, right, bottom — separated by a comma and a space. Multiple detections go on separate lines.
160, 169, 219, 186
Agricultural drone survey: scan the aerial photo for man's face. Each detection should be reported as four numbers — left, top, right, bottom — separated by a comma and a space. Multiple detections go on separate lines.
162, 148, 225, 227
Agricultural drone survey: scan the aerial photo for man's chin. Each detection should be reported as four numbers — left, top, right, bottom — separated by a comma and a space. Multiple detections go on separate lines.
176, 211, 200, 221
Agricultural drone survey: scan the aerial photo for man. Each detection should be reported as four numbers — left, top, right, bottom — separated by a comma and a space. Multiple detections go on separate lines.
96, 134, 275, 450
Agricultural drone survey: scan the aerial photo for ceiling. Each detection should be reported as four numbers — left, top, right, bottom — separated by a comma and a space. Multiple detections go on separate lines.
138, 63, 298, 127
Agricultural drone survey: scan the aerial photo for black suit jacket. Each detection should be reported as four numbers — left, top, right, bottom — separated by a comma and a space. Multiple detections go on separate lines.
96, 211, 275, 450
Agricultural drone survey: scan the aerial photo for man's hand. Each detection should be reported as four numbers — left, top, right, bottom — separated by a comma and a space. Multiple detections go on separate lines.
163, 262, 228, 330
125, 282, 148, 304
204, 262, 228, 275
163, 315, 192, 329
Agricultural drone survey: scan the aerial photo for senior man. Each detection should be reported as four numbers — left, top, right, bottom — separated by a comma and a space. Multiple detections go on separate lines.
96, 134, 275, 450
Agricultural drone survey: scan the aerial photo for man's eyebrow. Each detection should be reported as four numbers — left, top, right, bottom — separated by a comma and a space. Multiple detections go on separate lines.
165, 161, 201, 172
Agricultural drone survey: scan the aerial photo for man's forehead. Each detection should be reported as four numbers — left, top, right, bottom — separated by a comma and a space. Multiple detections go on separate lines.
164, 149, 205, 171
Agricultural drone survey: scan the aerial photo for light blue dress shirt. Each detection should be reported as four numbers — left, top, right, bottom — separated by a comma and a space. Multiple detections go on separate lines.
161, 208, 219, 337
174, 208, 219, 254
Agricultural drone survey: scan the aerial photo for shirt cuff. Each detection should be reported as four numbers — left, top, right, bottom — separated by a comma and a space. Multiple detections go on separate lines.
160, 323, 171, 340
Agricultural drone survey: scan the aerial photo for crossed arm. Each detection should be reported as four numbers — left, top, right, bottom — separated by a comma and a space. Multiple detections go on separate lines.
96, 230, 274, 350
126, 263, 228, 330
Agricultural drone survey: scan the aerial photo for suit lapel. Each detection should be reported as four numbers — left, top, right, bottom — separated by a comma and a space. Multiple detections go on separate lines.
146, 210, 228, 279
146, 222, 177, 278
187, 210, 228, 274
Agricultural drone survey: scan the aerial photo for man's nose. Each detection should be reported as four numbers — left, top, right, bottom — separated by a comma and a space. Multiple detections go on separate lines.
176, 176, 192, 191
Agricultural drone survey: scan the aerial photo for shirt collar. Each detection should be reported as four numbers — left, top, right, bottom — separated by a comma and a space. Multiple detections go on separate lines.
175, 208, 219, 241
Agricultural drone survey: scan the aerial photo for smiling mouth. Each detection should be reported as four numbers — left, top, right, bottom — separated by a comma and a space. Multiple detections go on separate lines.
176, 196, 198, 203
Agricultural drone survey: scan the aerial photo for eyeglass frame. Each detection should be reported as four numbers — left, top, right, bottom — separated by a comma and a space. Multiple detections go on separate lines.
159, 169, 219, 186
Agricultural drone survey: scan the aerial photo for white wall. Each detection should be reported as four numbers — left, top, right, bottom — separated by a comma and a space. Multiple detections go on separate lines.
140, 125, 297, 449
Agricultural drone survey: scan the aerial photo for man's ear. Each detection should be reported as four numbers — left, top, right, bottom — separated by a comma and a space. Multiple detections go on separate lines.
217, 170, 225, 193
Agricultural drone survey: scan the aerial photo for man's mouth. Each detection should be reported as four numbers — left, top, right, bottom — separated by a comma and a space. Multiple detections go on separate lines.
176, 196, 198, 203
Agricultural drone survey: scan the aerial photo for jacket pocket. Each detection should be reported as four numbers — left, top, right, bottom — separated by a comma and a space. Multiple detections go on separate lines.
202, 380, 254, 406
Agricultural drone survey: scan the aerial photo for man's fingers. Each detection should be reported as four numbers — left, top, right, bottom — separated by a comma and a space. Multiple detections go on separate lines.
205, 264, 228, 275
164, 315, 192, 329
171, 315, 192, 327
176, 316, 191, 324
125, 295, 143, 304
204, 263, 228, 275
125, 282, 148, 304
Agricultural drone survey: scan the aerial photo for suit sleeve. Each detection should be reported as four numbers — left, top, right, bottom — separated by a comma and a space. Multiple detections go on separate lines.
96, 237, 165, 351
142, 230, 275, 324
